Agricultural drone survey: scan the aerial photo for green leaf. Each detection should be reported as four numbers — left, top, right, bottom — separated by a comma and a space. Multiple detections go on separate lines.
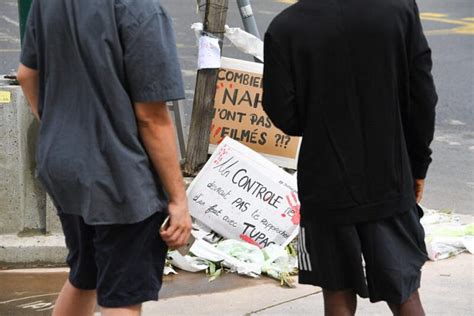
279, 272, 296, 288
209, 268, 223, 282
285, 243, 297, 257
208, 261, 216, 275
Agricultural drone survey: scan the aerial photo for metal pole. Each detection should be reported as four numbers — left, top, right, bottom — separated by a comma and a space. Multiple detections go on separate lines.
236, 0, 260, 39
18, 0, 33, 44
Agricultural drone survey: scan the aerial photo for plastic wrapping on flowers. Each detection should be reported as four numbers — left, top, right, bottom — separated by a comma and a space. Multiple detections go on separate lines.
420, 208, 474, 261
165, 225, 298, 287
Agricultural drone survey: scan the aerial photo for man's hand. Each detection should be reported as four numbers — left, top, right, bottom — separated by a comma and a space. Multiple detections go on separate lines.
414, 179, 425, 204
160, 201, 192, 249
134, 101, 191, 248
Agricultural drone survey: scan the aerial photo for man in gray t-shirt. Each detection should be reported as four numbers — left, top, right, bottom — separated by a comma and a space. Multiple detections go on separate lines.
17, 0, 191, 314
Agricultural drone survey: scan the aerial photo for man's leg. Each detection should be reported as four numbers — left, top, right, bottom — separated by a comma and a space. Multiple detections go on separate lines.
387, 290, 425, 316
56, 214, 98, 316
356, 206, 428, 315
297, 222, 368, 316
94, 213, 168, 312
52, 280, 96, 316
323, 289, 357, 316
101, 305, 141, 316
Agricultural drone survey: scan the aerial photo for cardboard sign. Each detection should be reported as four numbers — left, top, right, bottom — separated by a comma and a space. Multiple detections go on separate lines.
209, 58, 301, 169
188, 137, 300, 248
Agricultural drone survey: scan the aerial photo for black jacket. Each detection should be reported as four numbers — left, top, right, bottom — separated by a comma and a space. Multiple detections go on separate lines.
263, 0, 437, 224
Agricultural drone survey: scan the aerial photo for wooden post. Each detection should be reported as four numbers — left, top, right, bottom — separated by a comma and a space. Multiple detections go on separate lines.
183, 0, 229, 176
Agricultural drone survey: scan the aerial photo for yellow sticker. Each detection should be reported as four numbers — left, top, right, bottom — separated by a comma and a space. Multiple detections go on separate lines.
0, 91, 11, 103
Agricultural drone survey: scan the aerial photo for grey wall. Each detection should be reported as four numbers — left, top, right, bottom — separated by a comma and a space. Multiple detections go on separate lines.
0, 85, 61, 235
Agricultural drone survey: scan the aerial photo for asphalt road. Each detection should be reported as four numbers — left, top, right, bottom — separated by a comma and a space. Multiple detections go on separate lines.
0, 0, 473, 214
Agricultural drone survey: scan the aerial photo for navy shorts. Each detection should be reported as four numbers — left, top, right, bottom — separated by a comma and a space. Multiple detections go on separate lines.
298, 205, 428, 304
59, 212, 168, 308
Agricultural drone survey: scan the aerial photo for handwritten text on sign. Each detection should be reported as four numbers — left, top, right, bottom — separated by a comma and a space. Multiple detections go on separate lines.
188, 137, 300, 248
209, 58, 301, 169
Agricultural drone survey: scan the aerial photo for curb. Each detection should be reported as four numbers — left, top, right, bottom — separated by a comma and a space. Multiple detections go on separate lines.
0, 234, 67, 267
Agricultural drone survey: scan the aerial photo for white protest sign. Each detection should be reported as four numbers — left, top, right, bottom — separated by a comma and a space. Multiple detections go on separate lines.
198, 36, 221, 70
187, 137, 300, 248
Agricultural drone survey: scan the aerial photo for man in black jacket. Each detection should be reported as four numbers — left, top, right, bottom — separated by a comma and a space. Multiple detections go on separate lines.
263, 0, 437, 315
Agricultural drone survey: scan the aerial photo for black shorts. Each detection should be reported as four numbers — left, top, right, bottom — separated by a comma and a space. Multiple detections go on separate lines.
59, 211, 168, 308
298, 205, 428, 304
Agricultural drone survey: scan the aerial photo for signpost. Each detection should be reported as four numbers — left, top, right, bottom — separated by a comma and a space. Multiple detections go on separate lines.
184, 0, 229, 175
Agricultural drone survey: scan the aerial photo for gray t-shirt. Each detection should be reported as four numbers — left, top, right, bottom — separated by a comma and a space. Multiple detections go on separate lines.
21, 0, 185, 224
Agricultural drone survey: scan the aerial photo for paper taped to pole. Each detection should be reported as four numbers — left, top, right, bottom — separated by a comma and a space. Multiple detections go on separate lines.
209, 58, 301, 169
198, 35, 221, 70
188, 137, 300, 248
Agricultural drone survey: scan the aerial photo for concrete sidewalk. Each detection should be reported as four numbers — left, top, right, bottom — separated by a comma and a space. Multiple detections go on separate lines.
1, 254, 472, 315
144, 254, 473, 315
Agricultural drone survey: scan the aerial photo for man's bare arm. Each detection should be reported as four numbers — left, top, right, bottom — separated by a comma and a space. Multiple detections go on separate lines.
17, 63, 40, 121
135, 101, 192, 248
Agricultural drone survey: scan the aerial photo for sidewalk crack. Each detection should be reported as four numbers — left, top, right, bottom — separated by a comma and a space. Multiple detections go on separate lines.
246, 290, 322, 315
